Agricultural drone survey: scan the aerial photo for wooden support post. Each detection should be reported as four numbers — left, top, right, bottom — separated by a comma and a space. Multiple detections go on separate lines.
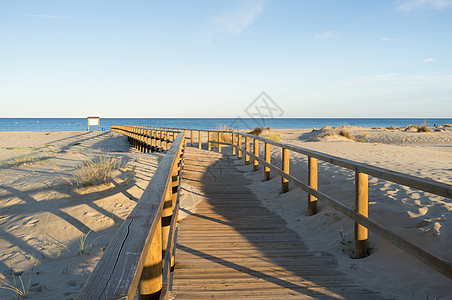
281, 148, 289, 193
165, 131, 169, 151
145, 128, 149, 153
253, 139, 259, 171
218, 139, 222, 153
308, 156, 318, 216
139, 219, 162, 299
161, 185, 172, 264
245, 136, 250, 165
151, 130, 155, 151
141, 127, 145, 152
232, 133, 236, 156
198, 131, 202, 149
190, 130, 193, 147
207, 132, 211, 151
170, 161, 179, 269
237, 135, 242, 160
354, 172, 369, 259
264, 142, 270, 181
135, 127, 138, 150
157, 131, 161, 151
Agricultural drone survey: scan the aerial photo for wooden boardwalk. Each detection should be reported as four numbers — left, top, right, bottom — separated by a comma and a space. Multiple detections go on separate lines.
172, 148, 385, 299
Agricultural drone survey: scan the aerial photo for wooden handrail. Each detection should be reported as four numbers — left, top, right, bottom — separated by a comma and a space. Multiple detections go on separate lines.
77, 127, 186, 299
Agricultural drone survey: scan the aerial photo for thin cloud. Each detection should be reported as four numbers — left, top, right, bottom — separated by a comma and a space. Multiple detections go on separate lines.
314, 31, 336, 40
421, 57, 435, 63
14, 13, 72, 19
397, 0, 452, 11
379, 37, 405, 42
351, 71, 452, 86
207, 0, 265, 37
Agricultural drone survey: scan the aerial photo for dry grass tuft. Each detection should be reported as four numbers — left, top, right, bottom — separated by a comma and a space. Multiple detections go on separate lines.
417, 125, 431, 133
386, 126, 398, 131
71, 153, 124, 187
211, 124, 232, 143
443, 124, 452, 127
0, 153, 52, 169
337, 129, 354, 140
404, 124, 432, 133
266, 132, 281, 142
404, 124, 419, 131
248, 127, 264, 136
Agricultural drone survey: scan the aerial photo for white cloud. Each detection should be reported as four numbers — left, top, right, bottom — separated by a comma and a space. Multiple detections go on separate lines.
207, 0, 265, 37
379, 37, 405, 42
314, 31, 335, 40
421, 57, 435, 63
397, 0, 452, 11
14, 13, 72, 19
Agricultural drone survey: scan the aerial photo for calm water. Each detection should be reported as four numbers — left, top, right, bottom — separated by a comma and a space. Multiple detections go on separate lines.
0, 118, 451, 132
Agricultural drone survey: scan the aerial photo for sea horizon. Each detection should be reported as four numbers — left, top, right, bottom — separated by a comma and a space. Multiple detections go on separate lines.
1, 117, 451, 132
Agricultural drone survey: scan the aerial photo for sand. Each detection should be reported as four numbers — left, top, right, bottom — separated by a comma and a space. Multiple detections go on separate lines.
0, 127, 451, 299
0, 131, 164, 299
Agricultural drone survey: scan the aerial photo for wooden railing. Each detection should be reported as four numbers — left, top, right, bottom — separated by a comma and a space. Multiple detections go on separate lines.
157, 126, 451, 280
78, 124, 451, 300
77, 126, 185, 299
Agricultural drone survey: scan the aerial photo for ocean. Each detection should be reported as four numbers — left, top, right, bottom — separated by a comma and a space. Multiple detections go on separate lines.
0, 118, 451, 132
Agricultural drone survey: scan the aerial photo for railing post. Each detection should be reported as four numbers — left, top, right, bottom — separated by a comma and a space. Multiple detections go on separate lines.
156, 131, 160, 151
232, 133, 236, 156
308, 156, 318, 216
190, 130, 193, 147
281, 148, 289, 193
141, 127, 145, 153
165, 131, 170, 150
354, 171, 368, 258
264, 142, 270, 181
253, 139, 259, 171
207, 131, 211, 151
161, 184, 172, 270
145, 127, 149, 153
245, 136, 250, 165
218, 135, 222, 154
198, 131, 202, 149
237, 135, 242, 160
139, 219, 162, 299
151, 130, 155, 152
171, 154, 180, 269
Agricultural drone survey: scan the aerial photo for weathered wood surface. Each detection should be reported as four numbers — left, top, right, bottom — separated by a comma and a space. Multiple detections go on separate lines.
172, 148, 385, 299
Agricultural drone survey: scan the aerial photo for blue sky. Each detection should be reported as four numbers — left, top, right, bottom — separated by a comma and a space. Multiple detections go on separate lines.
1, 0, 451, 118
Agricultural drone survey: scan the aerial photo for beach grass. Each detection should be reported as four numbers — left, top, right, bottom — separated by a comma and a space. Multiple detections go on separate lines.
211, 124, 232, 143
266, 132, 281, 142
71, 153, 123, 187
0, 153, 52, 169
248, 127, 264, 136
